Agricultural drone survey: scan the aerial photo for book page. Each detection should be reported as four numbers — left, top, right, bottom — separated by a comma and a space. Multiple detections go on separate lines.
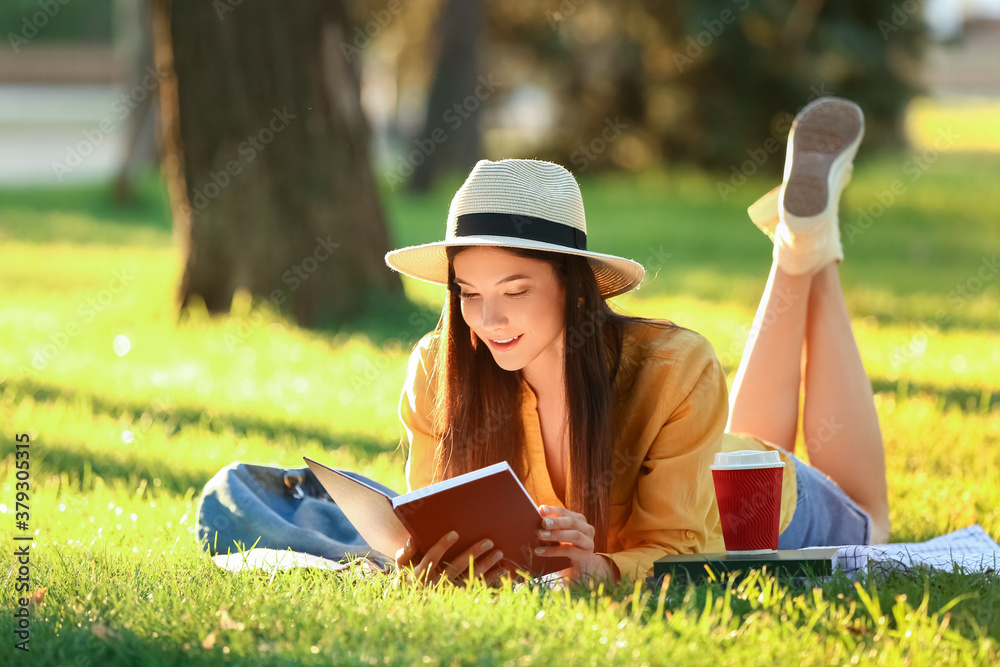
303, 457, 410, 559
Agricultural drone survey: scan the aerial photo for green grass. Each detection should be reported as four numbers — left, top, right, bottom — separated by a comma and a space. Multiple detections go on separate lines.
1, 149, 999, 664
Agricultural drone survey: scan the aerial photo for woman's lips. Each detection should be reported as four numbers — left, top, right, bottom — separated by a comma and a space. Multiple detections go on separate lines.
487, 334, 522, 351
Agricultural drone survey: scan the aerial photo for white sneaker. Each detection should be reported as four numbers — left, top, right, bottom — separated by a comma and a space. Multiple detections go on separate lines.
749, 97, 865, 275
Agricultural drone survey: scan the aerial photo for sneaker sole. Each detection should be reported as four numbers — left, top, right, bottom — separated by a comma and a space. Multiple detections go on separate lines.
783, 98, 864, 219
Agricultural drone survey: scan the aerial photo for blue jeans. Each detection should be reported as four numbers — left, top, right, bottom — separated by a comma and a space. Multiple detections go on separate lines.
778, 454, 872, 548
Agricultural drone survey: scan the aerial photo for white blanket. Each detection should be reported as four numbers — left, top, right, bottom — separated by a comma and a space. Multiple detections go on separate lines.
823, 525, 1000, 577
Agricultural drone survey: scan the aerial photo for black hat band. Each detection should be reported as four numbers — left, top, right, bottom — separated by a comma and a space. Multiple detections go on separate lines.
454, 212, 587, 251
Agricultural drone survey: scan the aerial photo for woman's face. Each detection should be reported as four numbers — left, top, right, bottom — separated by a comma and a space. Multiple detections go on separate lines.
452, 246, 567, 376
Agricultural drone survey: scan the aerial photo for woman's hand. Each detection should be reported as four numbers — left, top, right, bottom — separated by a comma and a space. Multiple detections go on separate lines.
394, 531, 507, 585
534, 505, 616, 581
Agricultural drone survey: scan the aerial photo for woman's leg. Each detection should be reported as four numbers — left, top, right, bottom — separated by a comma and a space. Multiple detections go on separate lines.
727, 261, 813, 452
729, 258, 890, 543
733, 98, 888, 542
802, 263, 890, 542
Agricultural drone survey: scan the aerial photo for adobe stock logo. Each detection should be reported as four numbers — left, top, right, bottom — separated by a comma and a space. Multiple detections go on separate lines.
339, 0, 412, 62
222, 235, 341, 351
7, 0, 72, 53
25, 266, 135, 373
384, 74, 501, 191
182, 107, 297, 213
569, 117, 629, 173
51, 66, 166, 181
671, 0, 752, 73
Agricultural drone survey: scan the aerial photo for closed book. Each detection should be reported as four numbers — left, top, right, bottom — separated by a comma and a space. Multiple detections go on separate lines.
652, 548, 839, 581
304, 458, 572, 578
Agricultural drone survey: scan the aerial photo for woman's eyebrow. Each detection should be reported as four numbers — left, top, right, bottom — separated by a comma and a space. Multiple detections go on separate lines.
453, 274, 532, 287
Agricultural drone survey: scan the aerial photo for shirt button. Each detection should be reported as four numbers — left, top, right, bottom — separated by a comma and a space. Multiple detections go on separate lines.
684, 530, 695, 540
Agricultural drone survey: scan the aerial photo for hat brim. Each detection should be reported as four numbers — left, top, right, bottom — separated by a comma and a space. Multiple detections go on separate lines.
385, 236, 645, 298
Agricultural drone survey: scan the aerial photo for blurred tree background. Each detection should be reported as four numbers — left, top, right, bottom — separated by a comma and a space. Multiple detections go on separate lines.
374, 0, 925, 187
1, 0, 927, 325
151, 0, 400, 326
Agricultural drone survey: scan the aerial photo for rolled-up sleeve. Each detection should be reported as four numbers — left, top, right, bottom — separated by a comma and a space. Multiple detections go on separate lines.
606, 336, 728, 580
398, 333, 441, 492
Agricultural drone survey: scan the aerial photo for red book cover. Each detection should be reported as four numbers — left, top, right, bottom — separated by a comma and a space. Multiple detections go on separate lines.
392, 462, 572, 577
304, 458, 571, 578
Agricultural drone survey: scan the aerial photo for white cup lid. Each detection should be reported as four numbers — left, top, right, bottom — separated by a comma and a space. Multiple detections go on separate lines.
710, 450, 785, 469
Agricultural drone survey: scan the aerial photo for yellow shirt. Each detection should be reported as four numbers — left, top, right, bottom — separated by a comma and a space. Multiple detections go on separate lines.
397, 320, 798, 580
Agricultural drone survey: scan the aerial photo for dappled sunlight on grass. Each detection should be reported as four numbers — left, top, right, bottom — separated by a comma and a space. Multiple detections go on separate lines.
1, 151, 999, 663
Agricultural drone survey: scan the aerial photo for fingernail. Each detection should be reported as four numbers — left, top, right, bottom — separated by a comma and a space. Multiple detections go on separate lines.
543, 518, 553, 529
493, 551, 503, 561
534, 547, 545, 554
540, 505, 548, 512
482, 540, 494, 550
447, 531, 458, 542
538, 530, 551, 538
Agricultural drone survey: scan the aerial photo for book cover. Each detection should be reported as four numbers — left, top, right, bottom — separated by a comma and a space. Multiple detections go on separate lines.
652, 548, 839, 581
304, 458, 571, 578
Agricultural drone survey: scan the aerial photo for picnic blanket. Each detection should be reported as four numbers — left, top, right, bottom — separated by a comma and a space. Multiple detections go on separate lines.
827, 524, 1000, 577
211, 548, 380, 574
196, 461, 999, 578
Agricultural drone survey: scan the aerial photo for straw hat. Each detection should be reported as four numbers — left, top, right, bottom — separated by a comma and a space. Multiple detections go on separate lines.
384, 159, 645, 298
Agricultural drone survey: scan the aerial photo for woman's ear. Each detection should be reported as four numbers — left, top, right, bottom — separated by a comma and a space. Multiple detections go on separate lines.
577, 297, 584, 308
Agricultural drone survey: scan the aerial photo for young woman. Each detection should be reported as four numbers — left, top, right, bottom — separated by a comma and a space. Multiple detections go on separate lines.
383, 97, 889, 583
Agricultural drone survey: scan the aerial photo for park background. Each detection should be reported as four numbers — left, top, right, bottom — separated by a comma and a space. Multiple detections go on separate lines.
1, 0, 999, 664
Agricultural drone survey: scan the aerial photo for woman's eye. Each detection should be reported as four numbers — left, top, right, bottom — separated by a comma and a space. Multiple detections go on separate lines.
458, 290, 525, 300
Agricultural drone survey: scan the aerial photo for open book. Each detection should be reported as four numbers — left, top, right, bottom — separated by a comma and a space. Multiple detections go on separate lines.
303, 457, 572, 577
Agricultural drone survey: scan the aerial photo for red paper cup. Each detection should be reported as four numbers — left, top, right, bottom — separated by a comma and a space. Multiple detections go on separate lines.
711, 451, 785, 554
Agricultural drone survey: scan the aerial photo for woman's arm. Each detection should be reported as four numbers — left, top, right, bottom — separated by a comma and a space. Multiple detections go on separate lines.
398, 334, 440, 491
606, 334, 729, 580
530, 333, 728, 582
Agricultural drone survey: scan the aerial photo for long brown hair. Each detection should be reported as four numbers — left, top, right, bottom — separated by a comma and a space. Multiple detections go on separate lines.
427, 245, 668, 551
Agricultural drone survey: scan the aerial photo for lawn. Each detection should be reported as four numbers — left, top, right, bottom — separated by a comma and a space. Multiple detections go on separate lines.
1, 138, 999, 663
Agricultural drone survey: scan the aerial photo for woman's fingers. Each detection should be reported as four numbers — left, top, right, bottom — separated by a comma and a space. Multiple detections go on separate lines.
401, 532, 506, 585
443, 539, 491, 578
537, 506, 595, 551
540, 506, 594, 532
532, 544, 594, 561
481, 562, 510, 588
535, 505, 615, 581
441, 540, 504, 582
409, 530, 459, 582
537, 528, 594, 551
394, 538, 420, 569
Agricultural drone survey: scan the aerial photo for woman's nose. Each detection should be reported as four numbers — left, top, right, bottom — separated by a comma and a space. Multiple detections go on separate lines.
480, 297, 507, 329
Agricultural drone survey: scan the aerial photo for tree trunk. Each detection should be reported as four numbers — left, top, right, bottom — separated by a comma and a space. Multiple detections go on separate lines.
151, 0, 400, 327
407, 0, 484, 193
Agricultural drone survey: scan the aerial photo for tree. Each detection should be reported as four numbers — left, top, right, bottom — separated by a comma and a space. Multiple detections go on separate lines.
406, 0, 484, 193
151, 0, 400, 327
460, 0, 926, 175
